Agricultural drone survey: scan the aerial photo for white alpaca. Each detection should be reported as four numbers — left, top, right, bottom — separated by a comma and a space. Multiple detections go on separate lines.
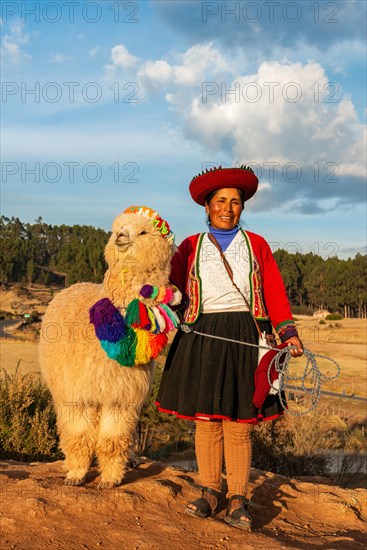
39, 207, 179, 487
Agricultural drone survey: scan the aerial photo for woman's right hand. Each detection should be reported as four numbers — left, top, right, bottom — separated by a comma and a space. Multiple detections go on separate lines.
285, 336, 304, 357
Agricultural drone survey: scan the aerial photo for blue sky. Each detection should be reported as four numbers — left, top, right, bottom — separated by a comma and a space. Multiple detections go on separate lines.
1, 0, 366, 258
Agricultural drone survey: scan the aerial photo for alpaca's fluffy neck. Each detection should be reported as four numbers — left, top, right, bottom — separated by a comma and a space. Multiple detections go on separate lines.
103, 266, 168, 308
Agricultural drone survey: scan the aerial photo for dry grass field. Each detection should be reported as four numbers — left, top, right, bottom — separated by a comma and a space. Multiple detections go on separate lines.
292, 316, 367, 397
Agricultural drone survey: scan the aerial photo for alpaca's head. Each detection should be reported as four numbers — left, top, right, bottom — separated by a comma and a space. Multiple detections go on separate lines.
104, 208, 175, 274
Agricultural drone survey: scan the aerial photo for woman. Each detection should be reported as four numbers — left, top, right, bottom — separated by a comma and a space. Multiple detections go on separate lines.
156, 166, 303, 530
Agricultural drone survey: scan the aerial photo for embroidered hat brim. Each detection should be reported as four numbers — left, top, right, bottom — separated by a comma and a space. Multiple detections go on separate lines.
189, 168, 259, 206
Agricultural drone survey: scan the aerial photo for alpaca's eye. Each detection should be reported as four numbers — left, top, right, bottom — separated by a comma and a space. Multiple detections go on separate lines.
140, 230, 147, 235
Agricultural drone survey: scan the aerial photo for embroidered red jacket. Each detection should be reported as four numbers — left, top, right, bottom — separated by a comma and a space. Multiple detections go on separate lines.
170, 230, 297, 340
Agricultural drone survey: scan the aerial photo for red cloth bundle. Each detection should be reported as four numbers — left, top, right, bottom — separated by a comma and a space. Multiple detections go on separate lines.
253, 342, 288, 409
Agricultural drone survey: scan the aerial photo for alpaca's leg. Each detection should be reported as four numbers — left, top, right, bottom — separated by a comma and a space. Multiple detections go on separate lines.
96, 404, 139, 488
58, 403, 99, 485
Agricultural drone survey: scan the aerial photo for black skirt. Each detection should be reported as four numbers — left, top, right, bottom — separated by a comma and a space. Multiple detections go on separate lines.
156, 311, 285, 422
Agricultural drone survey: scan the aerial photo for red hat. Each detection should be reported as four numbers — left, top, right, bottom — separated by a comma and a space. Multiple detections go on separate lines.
189, 166, 259, 206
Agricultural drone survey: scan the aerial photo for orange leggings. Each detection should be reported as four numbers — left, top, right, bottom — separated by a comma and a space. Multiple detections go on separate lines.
195, 420, 252, 498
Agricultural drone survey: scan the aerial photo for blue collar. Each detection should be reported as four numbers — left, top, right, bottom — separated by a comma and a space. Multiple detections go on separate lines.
208, 226, 239, 252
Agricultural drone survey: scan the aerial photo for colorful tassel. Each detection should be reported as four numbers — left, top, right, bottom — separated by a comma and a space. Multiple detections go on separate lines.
115, 327, 137, 367
125, 298, 140, 325
90, 298, 127, 342
101, 339, 122, 360
160, 303, 179, 328
157, 305, 175, 332
152, 306, 165, 332
90, 290, 179, 368
135, 329, 151, 365
148, 332, 168, 358
137, 302, 151, 330
90, 298, 114, 325
146, 307, 157, 332
169, 309, 181, 325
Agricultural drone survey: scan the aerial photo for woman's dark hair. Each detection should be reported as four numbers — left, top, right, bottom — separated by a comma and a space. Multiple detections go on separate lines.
204, 188, 245, 208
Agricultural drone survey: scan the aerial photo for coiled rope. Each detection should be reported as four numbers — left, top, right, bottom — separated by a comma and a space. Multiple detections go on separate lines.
180, 324, 340, 416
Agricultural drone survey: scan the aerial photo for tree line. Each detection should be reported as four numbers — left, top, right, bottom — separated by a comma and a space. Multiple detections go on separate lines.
0, 216, 107, 287
1, 216, 366, 317
274, 249, 367, 318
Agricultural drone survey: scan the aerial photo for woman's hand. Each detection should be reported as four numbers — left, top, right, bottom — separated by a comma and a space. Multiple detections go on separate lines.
285, 336, 304, 357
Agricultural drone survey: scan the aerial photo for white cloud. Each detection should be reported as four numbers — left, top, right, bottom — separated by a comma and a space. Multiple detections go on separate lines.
105, 41, 366, 213
137, 42, 233, 91
111, 44, 138, 67
48, 54, 73, 63
104, 44, 139, 77
138, 59, 174, 87
102, 43, 365, 195
1, 22, 31, 66
164, 60, 365, 179
111, 44, 138, 68
173, 42, 231, 85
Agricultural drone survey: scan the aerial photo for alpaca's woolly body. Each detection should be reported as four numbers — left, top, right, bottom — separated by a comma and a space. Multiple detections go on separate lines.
39, 212, 176, 487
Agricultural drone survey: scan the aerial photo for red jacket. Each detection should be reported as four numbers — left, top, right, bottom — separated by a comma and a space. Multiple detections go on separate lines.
170, 230, 297, 339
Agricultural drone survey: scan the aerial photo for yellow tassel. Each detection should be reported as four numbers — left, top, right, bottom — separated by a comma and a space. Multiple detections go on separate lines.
134, 328, 151, 365
147, 307, 156, 332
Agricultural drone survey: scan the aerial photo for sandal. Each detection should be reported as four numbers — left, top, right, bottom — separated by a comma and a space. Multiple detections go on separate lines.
185, 486, 221, 518
224, 494, 252, 531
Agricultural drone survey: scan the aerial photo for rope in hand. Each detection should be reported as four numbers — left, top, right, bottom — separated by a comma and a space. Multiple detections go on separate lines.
180, 324, 340, 416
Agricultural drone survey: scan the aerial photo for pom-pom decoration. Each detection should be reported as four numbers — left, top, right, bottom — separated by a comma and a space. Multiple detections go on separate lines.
151, 286, 159, 299
137, 284, 181, 307
162, 288, 173, 304
168, 285, 182, 306
156, 287, 167, 303
89, 290, 180, 367
140, 284, 153, 299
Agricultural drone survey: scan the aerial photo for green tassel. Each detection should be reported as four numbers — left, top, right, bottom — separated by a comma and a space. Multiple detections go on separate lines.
125, 298, 140, 326
116, 327, 137, 367
160, 304, 179, 328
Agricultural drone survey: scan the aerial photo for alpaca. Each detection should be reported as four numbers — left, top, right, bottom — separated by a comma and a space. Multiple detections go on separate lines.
39, 206, 180, 488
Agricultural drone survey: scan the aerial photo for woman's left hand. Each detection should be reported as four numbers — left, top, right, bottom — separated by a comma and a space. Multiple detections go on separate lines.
285, 336, 304, 357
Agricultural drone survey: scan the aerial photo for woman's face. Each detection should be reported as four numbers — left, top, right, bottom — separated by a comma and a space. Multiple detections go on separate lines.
205, 188, 243, 230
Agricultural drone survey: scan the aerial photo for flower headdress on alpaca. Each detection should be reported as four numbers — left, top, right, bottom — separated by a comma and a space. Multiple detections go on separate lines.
123, 205, 175, 244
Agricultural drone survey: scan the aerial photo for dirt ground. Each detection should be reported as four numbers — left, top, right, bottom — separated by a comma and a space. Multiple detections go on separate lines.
0, 284, 52, 315
1, 458, 366, 550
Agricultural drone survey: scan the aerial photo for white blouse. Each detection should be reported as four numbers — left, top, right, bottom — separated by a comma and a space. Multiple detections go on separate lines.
199, 231, 251, 313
